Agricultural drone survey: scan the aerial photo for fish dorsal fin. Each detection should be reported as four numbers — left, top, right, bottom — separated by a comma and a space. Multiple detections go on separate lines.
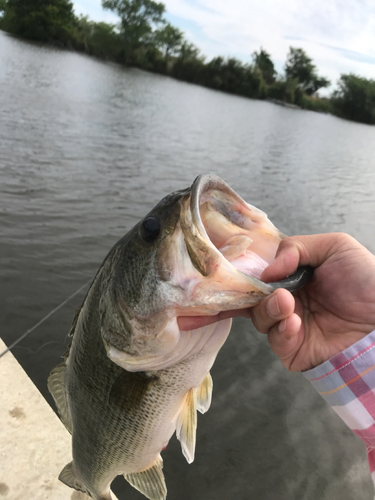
47, 361, 73, 434
124, 455, 167, 500
196, 372, 213, 414
59, 461, 88, 496
176, 388, 197, 464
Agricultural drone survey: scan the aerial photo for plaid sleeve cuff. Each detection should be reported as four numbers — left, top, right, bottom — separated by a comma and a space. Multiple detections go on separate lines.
304, 330, 375, 480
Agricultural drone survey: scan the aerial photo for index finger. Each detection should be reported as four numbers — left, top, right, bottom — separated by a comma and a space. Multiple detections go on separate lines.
261, 233, 350, 283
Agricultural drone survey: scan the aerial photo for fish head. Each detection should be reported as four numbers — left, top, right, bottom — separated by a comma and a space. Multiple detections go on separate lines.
100, 174, 285, 371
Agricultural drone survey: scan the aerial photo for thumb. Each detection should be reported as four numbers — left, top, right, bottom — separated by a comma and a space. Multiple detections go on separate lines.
261, 233, 346, 283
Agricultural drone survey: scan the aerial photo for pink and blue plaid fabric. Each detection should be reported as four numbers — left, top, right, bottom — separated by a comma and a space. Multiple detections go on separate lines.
304, 330, 375, 487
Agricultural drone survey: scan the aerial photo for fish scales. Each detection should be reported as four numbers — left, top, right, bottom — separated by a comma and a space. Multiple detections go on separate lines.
62, 264, 230, 498
49, 174, 312, 500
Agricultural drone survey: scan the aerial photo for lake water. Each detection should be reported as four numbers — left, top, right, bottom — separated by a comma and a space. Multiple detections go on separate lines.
1, 29, 375, 499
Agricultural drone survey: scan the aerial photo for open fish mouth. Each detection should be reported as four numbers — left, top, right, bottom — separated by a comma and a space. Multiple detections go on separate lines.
177, 174, 312, 324
180, 174, 283, 300
191, 173, 283, 280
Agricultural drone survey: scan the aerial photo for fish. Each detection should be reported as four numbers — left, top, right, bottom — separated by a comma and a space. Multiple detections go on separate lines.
48, 173, 312, 500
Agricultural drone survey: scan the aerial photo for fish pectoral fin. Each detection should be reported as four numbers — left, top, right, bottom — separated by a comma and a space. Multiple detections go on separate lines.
196, 372, 213, 414
59, 461, 89, 496
47, 361, 73, 434
175, 388, 197, 464
124, 455, 167, 500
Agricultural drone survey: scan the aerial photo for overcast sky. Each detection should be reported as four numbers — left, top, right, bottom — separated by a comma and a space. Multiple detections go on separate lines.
72, 0, 375, 94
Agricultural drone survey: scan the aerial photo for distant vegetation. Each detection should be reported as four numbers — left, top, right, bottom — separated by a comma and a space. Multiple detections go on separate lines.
1, 0, 374, 125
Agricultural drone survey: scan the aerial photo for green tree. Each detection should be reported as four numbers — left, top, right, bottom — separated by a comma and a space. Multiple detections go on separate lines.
199, 56, 264, 99
89, 21, 121, 59
267, 77, 304, 105
171, 40, 204, 82
177, 40, 201, 62
154, 22, 183, 58
285, 47, 330, 95
71, 15, 120, 59
252, 48, 276, 84
102, 0, 165, 62
1, 0, 76, 44
332, 74, 375, 124
71, 15, 92, 52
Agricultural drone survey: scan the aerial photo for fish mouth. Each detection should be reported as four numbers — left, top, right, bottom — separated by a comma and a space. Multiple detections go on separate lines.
193, 173, 283, 277
179, 174, 284, 303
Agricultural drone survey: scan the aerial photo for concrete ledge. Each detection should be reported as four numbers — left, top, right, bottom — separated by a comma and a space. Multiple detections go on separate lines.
0, 339, 118, 500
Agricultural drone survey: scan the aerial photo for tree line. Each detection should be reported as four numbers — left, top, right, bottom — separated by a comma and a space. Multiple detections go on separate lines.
0, 0, 374, 125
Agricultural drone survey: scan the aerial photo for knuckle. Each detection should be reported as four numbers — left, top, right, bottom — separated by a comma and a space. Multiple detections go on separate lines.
336, 232, 355, 246
250, 305, 269, 334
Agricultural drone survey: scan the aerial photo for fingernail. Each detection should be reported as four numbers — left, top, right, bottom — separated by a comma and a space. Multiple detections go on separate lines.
266, 295, 280, 318
279, 318, 287, 334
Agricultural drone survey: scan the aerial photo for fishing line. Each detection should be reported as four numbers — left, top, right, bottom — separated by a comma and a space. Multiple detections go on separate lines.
12, 340, 68, 356
0, 279, 92, 359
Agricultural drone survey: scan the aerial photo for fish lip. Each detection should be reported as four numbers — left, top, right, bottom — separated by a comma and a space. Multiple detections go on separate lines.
190, 173, 239, 243
183, 173, 279, 287
181, 173, 246, 277
186, 175, 313, 297
178, 175, 222, 278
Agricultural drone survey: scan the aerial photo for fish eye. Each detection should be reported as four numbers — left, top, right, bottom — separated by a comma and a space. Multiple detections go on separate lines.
140, 216, 161, 243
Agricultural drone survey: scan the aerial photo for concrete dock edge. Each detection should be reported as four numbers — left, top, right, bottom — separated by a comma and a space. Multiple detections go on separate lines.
0, 338, 118, 500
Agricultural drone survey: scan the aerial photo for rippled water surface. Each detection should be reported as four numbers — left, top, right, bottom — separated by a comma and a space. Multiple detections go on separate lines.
2, 30, 375, 499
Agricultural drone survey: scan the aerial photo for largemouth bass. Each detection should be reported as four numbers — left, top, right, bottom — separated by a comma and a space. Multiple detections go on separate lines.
48, 174, 311, 500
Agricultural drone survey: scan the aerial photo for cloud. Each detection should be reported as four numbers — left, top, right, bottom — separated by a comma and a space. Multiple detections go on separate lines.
163, 0, 375, 90
324, 45, 375, 66
72, 0, 375, 90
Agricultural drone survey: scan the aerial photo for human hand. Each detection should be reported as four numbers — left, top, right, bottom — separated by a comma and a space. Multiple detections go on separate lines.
250, 233, 375, 371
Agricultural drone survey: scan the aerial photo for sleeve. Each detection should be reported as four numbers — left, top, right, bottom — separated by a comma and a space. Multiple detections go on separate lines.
303, 330, 375, 486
